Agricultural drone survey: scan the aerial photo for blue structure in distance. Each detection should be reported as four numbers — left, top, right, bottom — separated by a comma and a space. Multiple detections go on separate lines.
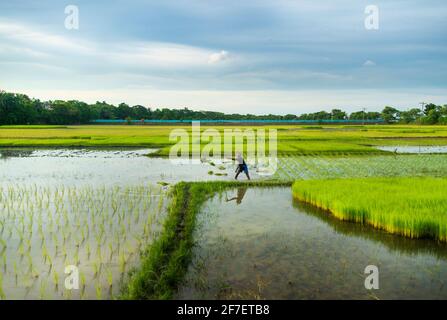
90, 119, 384, 124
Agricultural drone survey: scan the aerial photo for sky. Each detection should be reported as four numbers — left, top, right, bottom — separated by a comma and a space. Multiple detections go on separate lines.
0, 0, 446, 114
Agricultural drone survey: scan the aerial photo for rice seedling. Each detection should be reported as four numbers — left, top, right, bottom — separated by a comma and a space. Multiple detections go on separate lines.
86, 243, 91, 259
62, 245, 68, 262
13, 262, 18, 284
52, 270, 59, 289
1, 252, 6, 272
80, 271, 86, 291
108, 242, 114, 261
18, 243, 25, 259
275, 154, 447, 181
40, 280, 47, 300
95, 282, 102, 300
292, 177, 447, 241
119, 252, 126, 274
93, 261, 100, 278
0, 236, 5, 250
0, 272, 5, 300
96, 245, 102, 262
74, 250, 79, 266
64, 288, 72, 300
0, 183, 167, 299
107, 269, 113, 289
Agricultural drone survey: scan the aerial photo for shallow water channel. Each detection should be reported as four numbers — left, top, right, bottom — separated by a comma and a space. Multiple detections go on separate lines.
178, 187, 447, 299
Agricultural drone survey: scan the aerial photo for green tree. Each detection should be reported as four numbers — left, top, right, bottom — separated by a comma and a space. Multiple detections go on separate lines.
116, 103, 132, 119
330, 109, 347, 120
399, 108, 422, 124
381, 106, 400, 123
424, 103, 438, 116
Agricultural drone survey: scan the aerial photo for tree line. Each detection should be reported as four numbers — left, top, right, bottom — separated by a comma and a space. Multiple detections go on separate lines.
0, 91, 446, 125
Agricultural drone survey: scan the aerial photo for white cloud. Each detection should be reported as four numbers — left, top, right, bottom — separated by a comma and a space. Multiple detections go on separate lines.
0, 21, 92, 54
208, 50, 229, 64
0, 21, 235, 71
109, 43, 226, 68
363, 60, 376, 67
0, 44, 50, 58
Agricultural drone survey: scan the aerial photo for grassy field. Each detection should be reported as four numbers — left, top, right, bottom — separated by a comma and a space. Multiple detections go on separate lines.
292, 177, 447, 242
1, 125, 447, 155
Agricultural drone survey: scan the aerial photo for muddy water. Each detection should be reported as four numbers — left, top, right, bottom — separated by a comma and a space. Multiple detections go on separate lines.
177, 188, 447, 299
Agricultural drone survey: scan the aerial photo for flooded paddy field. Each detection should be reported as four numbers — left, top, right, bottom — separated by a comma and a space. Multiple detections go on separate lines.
0, 147, 244, 299
274, 154, 447, 180
2, 148, 446, 186
0, 148, 244, 186
1, 147, 446, 299
177, 188, 447, 300
0, 184, 166, 299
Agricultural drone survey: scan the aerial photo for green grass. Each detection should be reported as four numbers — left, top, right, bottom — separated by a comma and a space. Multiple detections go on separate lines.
292, 177, 447, 242
1, 124, 447, 156
0, 125, 67, 129
122, 180, 291, 300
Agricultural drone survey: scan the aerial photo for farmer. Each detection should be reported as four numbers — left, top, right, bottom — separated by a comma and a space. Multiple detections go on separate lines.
234, 152, 250, 180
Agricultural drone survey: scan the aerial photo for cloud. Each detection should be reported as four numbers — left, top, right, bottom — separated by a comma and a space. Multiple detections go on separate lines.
0, 21, 92, 54
363, 60, 376, 67
208, 50, 229, 64
0, 0, 446, 112
0, 21, 236, 71
109, 43, 229, 69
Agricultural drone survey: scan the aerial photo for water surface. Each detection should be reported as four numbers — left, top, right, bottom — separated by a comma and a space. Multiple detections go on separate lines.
376, 145, 447, 154
0, 148, 252, 187
178, 188, 447, 299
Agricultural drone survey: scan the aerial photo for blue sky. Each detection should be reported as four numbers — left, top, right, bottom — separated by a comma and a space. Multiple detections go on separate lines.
0, 0, 446, 114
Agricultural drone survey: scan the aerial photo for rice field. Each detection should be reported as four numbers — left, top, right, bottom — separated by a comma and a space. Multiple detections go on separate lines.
0, 184, 167, 299
275, 155, 447, 180
1, 125, 447, 156
1, 124, 447, 300
292, 177, 447, 242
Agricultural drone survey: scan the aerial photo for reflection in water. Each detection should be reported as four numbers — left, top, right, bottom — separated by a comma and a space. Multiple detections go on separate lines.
225, 187, 248, 205
0, 148, 34, 159
293, 199, 447, 260
178, 188, 447, 300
